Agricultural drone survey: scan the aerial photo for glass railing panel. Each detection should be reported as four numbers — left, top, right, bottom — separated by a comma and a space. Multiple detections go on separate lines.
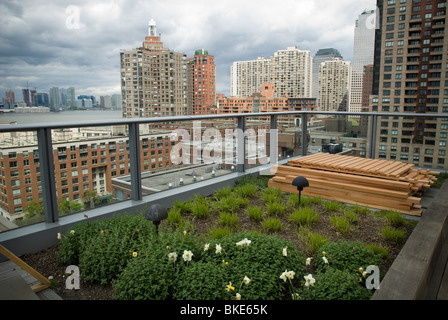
307, 113, 368, 158
0, 129, 45, 231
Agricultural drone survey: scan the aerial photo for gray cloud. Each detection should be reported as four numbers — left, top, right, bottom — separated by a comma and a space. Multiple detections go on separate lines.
0, 0, 375, 101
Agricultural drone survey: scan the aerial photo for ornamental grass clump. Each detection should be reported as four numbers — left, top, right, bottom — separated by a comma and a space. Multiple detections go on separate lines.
289, 207, 320, 226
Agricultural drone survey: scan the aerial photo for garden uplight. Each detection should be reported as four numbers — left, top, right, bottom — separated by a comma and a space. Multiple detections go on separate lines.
145, 204, 168, 234
292, 176, 309, 207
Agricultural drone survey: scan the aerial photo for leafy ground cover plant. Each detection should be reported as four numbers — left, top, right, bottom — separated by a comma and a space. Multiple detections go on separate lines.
50, 175, 417, 301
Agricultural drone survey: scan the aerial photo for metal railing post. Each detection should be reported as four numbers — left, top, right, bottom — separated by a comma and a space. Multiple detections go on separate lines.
128, 123, 142, 201
36, 128, 58, 223
369, 114, 378, 160
270, 115, 278, 167
237, 116, 245, 173
301, 113, 308, 156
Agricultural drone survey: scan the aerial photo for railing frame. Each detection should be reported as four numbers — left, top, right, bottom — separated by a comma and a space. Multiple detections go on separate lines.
0, 111, 446, 227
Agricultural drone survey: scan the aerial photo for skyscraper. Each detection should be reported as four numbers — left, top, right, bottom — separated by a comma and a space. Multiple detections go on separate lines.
312, 48, 343, 99
120, 20, 188, 118
49, 87, 61, 111
230, 46, 312, 98
67, 87, 77, 108
188, 49, 217, 115
369, 0, 448, 170
350, 7, 377, 113
318, 58, 352, 112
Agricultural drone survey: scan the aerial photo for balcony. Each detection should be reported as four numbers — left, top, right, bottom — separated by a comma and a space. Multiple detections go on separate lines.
0, 111, 447, 300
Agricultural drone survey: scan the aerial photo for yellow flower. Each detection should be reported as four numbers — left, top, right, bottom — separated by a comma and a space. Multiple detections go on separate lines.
57, 233, 62, 240
183, 230, 187, 236
225, 282, 235, 292
132, 252, 138, 258
100, 230, 104, 234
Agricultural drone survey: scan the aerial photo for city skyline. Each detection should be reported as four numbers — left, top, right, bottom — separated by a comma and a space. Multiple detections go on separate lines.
0, 0, 376, 101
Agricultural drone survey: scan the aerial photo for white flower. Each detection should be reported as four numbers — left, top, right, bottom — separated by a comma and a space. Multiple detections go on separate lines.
242, 276, 251, 285
235, 293, 241, 300
216, 244, 222, 254
69, 230, 75, 235
322, 256, 329, 264
182, 250, 193, 262
287, 270, 295, 280
280, 270, 295, 282
304, 274, 315, 287
57, 233, 62, 240
132, 251, 138, 258
282, 247, 288, 256
168, 252, 178, 263
204, 243, 210, 251
306, 257, 313, 265
236, 238, 251, 248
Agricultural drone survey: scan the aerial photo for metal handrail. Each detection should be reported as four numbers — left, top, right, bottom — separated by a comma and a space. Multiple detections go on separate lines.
0, 110, 446, 225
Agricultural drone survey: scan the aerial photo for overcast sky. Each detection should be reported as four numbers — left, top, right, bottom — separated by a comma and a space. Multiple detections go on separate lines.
0, 0, 376, 101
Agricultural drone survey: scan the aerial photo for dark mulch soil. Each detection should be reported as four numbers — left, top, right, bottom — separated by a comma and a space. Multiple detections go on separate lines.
20, 190, 415, 300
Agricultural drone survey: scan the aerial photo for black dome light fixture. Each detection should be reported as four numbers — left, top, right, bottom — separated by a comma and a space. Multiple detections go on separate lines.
292, 176, 309, 207
145, 204, 168, 235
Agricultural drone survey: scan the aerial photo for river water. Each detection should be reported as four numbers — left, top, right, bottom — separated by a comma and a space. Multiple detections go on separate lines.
0, 109, 122, 124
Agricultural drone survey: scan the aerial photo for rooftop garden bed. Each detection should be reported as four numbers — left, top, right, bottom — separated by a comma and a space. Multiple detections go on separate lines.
21, 175, 417, 300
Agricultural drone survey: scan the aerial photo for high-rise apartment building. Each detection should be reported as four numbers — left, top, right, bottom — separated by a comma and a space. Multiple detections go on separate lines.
350, 7, 377, 113
230, 57, 272, 98
49, 87, 61, 111
67, 87, 77, 108
369, 0, 448, 170
230, 46, 312, 98
318, 58, 352, 112
312, 48, 343, 99
120, 20, 188, 118
188, 49, 217, 115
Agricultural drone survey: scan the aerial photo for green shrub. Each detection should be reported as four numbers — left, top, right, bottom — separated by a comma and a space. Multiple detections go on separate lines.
261, 217, 282, 233
201, 231, 306, 300
113, 228, 204, 300
289, 207, 320, 226
173, 261, 230, 300
313, 241, 382, 275
113, 248, 174, 300
76, 215, 156, 284
381, 226, 406, 245
298, 268, 372, 300
246, 205, 264, 222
